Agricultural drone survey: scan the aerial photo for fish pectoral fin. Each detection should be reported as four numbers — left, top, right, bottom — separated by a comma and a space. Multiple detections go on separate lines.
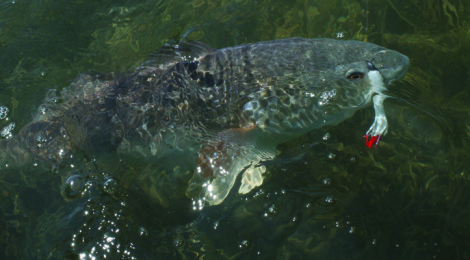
239, 164, 265, 194
192, 127, 276, 206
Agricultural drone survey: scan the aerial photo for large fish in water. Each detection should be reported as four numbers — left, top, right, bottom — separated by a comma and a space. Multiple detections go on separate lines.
0, 38, 409, 206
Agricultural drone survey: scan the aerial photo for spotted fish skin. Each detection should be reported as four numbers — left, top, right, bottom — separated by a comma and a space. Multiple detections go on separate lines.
0, 38, 409, 206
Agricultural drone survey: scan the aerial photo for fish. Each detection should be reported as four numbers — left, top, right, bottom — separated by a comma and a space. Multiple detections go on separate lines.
0, 38, 409, 207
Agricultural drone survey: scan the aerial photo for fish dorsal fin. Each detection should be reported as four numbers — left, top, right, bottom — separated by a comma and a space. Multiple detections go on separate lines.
175, 40, 216, 60
144, 40, 216, 67
188, 127, 277, 206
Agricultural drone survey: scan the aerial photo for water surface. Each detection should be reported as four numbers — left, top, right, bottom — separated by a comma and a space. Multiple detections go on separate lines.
1, 0, 470, 259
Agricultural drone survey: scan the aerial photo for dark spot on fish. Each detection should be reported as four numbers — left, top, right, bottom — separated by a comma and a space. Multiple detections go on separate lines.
186, 61, 199, 73
104, 97, 116, 110
190, 71, 198, 80
202, 54, 213, 70
174, 62, 183, 72
241, 46, 255, 82
204, 72, 215, 87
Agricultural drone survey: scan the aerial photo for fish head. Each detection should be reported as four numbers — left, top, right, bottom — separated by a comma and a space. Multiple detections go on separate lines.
240, 38, 409, 136
295, 38, 410, 97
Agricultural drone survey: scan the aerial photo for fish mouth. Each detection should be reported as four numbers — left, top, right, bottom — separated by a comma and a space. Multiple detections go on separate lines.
390, 63, 408, 82
374, 50, 410, 85
386, 57, 409, 84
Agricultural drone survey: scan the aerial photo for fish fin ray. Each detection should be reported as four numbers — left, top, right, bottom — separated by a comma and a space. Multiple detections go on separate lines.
191, 127, 276, 206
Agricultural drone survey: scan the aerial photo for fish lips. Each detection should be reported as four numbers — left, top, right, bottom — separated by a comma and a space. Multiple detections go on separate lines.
373, 50, 410, 84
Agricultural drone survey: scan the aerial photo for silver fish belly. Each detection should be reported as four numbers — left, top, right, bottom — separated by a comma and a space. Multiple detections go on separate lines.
0, 38, 409, 207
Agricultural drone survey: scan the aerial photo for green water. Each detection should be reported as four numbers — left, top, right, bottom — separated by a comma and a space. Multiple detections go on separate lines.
1, 0, 470, 259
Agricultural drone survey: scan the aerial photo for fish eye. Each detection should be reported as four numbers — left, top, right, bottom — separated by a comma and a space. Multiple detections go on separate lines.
346, 72, 364, 80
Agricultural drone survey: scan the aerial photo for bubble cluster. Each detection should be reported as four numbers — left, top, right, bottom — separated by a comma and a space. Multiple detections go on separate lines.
0, 105, 8, 120
1, 122, 15, 139
319, 89, 336, 105
103, 179, 119, 198
264, 204, 278, 217
174, 239, 184, 247
69, 195, 137, 260
324, 196, 334, 204
327, 153, 336, 159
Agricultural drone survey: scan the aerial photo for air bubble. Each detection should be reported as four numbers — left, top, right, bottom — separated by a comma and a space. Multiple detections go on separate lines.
322, 178, 331, 185
63, 175, 86, 198
322, 132, 330, 140
327, 153, 335, 159
239, 240, 250, 249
